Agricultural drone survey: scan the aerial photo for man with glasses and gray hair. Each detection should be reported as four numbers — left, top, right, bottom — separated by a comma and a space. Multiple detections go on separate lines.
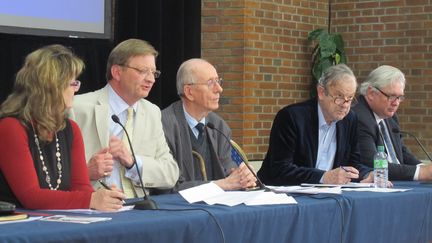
353, 65, 432, 181
162, 58, 257, 191
258, 64, 373, 185
70, 39, 179, 197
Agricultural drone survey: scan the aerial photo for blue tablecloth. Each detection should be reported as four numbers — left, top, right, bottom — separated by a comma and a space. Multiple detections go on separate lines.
1, 181, 431, 243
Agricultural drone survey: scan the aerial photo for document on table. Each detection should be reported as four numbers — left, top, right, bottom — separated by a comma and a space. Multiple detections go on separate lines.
44, 205, 134, 214
267, 185, 342, 195
301, 182, 374, 188
0, 216, 43, 225
179, 182, 297, 206
342, 187, 411, 192
40, 215, 112, 224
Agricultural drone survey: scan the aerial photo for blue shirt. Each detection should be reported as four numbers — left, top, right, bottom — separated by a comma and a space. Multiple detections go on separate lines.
316, 104, 337, 182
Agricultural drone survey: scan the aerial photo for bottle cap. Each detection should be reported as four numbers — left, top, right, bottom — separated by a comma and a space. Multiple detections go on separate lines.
377, 145, 384, 152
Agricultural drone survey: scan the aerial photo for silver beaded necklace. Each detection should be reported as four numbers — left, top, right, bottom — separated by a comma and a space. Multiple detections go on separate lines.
32, 125, 63, 190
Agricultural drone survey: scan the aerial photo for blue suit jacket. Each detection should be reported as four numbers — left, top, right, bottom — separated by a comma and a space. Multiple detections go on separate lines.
258, 98, 371, 185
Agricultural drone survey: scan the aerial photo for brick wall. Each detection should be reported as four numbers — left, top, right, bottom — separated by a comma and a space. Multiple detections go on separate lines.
332, 0, 432, 160
202, 0, 328, 160
202, 0, 432, 161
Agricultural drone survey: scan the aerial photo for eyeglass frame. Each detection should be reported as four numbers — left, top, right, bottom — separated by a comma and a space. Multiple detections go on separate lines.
320, 85, 357, 106
70, 80, 81, 92
120, 64, 161, 78
373, 86, 405, 102
185, 77, 223, 89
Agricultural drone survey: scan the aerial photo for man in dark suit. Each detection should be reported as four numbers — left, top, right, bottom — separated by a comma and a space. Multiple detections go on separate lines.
353, 65, 432, 181
258, 64, 373, 185
162, 58, 257, 191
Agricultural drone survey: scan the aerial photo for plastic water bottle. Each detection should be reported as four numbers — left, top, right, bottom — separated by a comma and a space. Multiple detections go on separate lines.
374, 145, 388, 188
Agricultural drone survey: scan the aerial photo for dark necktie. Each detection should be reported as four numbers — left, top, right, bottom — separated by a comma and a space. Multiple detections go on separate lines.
195, 123, 205, 143
379, 121, 399, 164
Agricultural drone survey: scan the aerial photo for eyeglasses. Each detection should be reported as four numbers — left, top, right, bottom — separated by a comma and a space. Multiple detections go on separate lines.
121, 65, 161, 78
374, 87, 405, 102
327, 93, 357, 106
70, 80, 81, 92
185, 78, 223, 89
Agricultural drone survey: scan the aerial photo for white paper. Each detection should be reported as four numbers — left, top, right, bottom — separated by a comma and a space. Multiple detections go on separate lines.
179, 182, 225, 203
40, 215, 111, 224
342, 187, 411, 193
267, 185, 342, 194
204, 191, 265, 206
245, 192, 297, 205
0, 216, 42, 225
179, 182, 297, 206
301, 182, 374, 188
45, 205, 134, 214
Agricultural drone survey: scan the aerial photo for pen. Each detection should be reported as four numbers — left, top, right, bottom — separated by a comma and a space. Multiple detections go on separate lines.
340, 166, 349, 172
98, 180, 126, 204
340, 166, 358, 174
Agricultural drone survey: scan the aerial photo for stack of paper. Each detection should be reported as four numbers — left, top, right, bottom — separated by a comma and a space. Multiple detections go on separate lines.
179, 182, 297, 206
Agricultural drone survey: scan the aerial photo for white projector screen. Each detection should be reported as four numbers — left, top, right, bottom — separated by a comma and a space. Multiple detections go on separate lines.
0, 0, 112, 39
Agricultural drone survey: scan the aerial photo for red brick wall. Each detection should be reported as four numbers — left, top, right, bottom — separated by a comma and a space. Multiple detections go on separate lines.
332, 1, 432, 160
202, 0, 329, 160
202, 0, 432, 161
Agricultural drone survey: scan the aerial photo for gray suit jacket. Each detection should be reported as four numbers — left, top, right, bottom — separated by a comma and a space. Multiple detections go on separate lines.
162, 100, 237, 191
69, 85, 179, 196
353, 95, 420, 180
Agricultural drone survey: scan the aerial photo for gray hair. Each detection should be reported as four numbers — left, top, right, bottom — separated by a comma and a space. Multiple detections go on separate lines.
176, 58, 210, 96
318, 64, 356, 89
359, 65, 405, 95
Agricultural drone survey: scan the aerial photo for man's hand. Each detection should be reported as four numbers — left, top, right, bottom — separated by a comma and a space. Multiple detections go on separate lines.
214, 163, 257, 190
322, 166, 359, 184
418, 164, 432, 181
87, 147, 113, 180
109, 136, 134, 169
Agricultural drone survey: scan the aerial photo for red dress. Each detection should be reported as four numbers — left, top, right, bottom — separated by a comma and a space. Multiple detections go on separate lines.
0, 117, 93, 209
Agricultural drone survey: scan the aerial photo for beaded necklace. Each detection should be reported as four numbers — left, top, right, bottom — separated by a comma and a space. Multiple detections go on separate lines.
31, 125, 63, 190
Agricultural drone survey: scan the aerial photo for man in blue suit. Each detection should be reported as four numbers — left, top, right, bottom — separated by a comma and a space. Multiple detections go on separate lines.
258, 64, 373, 185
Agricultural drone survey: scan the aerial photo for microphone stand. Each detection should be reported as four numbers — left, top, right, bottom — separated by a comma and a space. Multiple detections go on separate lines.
393, 128, 432, 162
206, 122, 266, 190
111, 115, 158, 210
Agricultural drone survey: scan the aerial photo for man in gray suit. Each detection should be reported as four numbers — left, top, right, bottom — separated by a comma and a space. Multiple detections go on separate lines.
162, 58, 256, 191
353, 65, 432, 181
70, 39, 179, 198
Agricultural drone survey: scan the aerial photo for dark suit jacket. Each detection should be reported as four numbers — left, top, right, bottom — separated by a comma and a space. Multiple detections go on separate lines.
162, 100, 237, 191
352, 95, 420, 180
258, 99, 371, 185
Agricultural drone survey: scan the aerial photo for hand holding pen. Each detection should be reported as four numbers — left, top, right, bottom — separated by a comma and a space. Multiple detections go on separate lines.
322, 166, 359, 184
98, 180, 126, 204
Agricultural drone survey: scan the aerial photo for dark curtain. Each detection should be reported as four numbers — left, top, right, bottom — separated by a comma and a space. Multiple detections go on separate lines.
0, 0, 201, 108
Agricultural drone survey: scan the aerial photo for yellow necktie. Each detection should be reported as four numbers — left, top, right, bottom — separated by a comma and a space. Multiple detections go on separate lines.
120, 107, 136, 198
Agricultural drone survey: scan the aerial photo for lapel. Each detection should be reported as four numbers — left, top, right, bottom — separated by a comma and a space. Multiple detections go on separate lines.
334, 122, 344, 167
175, 102, 194, 180
383, 118, 403, 161
133, 100, 147, 146
95, 87, 110, 147
310, 100, 319, 167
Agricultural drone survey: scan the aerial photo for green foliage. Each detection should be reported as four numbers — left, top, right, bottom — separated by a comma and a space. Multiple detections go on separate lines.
308, 29, 347, 83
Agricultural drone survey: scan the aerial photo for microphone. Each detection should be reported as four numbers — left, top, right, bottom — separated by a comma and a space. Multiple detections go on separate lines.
392, 128, 432, 162
206, 122, 266, 190
111, 115, 158, 210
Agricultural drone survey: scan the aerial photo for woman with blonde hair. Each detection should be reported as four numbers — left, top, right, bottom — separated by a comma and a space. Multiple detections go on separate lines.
0, 44, 125, 211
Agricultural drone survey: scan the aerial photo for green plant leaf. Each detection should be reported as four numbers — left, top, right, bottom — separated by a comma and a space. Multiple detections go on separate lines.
308, 29, 324, 41
319, 34, 336, 58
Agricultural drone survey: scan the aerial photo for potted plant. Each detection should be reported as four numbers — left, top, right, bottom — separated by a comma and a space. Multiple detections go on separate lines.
308, 28, 347, 84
